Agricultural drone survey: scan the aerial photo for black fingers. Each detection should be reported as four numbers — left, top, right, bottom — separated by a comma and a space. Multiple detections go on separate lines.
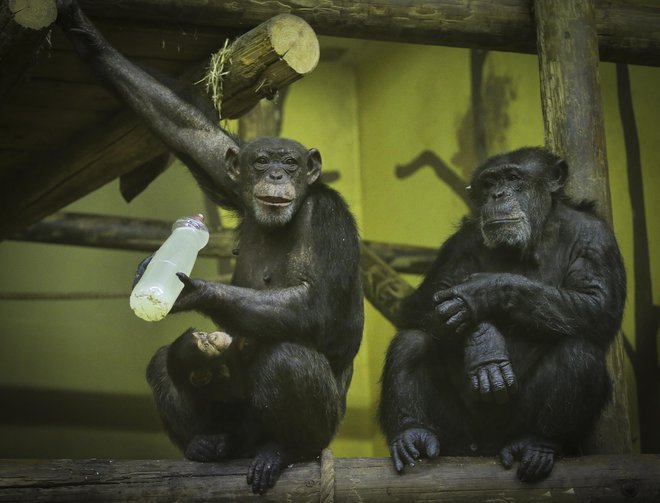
389, 428, 440, 474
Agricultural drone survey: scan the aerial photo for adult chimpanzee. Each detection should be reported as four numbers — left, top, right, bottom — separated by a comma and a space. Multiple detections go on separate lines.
379, 147, 626, 482
56, 0, 363, 493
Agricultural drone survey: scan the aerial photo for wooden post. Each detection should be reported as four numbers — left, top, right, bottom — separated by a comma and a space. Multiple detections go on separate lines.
1, 455, 659, 502
0, 0, 56, 100
534, 0, 631, 454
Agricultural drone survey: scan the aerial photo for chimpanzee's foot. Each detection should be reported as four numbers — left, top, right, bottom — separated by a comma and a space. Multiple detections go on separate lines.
247, 442, 289, 494
184, 434, 230, 461
499, 434, 560, 482
193, 330, 233, 357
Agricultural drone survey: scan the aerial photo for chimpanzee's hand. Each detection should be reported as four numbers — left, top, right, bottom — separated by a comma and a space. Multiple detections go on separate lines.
131, 255, 153, 288
389, 427, 440, 473
55, 0, 81, 28
500, 435, 560, 482
433, 273, 500, 333
171, 273, 208, 312
464, 322, 517, 404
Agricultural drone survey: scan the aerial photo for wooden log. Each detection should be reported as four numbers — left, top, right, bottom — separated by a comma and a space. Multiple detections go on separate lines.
76, 0, 660, 67
360, 243, 414, 326
0, 13, 319, 237
213, 14, 318, 119
533, 0, 631, 455
0, 455, 658, 502
363, 240, 437, 275
8, 212, 423, 323
9, 212, 236, 259
0, 0, 56, 100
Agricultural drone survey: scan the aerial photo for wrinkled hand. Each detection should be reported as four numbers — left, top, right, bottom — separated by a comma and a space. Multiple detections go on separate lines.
389, 427, 440, 474
433, 273, 499, 334
464, 322, 517, 404
500, 435, 560, 482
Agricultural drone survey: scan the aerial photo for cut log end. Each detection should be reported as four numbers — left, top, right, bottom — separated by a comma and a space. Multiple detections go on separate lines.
268, 14, 320, 74
9, 0, 57, 30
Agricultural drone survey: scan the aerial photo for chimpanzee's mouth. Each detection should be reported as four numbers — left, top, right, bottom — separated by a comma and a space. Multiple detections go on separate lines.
485, 217, 522, 226
256, 195, 293, 207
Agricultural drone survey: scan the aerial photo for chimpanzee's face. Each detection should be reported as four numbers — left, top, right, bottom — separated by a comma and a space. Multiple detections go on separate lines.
470, 148, 567, 251
230, 137, 321, 227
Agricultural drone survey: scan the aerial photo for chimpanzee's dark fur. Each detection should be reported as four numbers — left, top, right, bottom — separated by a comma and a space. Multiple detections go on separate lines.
379, 147, 626, 481
56, 1, 363, 493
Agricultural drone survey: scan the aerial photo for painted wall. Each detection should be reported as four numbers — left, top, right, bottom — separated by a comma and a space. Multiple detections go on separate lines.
0, 36, 658, 459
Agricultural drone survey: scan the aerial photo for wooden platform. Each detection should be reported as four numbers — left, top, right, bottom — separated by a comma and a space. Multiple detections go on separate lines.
0, 455, 659, 502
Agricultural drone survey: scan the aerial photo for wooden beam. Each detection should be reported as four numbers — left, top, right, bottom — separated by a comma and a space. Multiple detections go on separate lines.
0, 455, 658, 502
0, 13, 320, 237
8, 212, 236, 259
7, 212, 426, 324
534, 0, 631, 455
0, 0, 56, 101
76, 0, 660, 66
360, 243, 414, 326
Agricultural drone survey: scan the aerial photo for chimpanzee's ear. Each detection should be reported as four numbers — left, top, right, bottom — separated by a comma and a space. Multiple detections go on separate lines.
225, 146, 240, 183
548, 158, 568, 193
307, 148, 322, 185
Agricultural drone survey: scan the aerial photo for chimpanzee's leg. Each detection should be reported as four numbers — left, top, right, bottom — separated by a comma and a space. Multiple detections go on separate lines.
379, 329, 473, 472
501, 338, 611, 481
244, 342, 345, 493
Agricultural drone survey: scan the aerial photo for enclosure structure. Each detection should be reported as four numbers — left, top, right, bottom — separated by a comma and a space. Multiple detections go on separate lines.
1, 0, 660, 501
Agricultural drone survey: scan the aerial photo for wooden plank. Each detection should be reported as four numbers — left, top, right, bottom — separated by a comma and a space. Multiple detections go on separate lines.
0, 455, 658, 502
534, 0, 631, 455
76, 0, 660, 66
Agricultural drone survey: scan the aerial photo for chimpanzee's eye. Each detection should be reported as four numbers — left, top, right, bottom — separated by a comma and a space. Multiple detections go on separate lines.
256, 156, 269, 164
283, 157, 296, 165
507, 173, 521, 182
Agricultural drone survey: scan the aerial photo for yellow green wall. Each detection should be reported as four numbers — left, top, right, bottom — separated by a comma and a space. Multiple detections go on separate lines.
1, 38, 659, 458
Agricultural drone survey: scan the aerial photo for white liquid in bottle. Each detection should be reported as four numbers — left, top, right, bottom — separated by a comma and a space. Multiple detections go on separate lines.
130, 214, 209, 321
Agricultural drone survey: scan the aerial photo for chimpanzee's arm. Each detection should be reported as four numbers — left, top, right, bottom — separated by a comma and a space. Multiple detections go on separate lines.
435, 219, 626, 348
55, 0, 240, 208
173, 278, 317, 341
400, 223, 481, 338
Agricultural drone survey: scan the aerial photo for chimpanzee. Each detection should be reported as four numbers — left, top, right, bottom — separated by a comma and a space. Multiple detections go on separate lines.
379, 147, 626, 482
56, 0, 364, 493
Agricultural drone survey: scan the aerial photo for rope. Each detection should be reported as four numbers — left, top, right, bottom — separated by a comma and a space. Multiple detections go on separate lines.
320, 447, 335, 503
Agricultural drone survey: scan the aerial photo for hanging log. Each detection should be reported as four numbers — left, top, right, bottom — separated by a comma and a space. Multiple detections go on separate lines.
212, 14, 318, 119
534, 0, 631, 455
0, 455, 658, 502
76, 0, 660, 67
0, 0, 56, 100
